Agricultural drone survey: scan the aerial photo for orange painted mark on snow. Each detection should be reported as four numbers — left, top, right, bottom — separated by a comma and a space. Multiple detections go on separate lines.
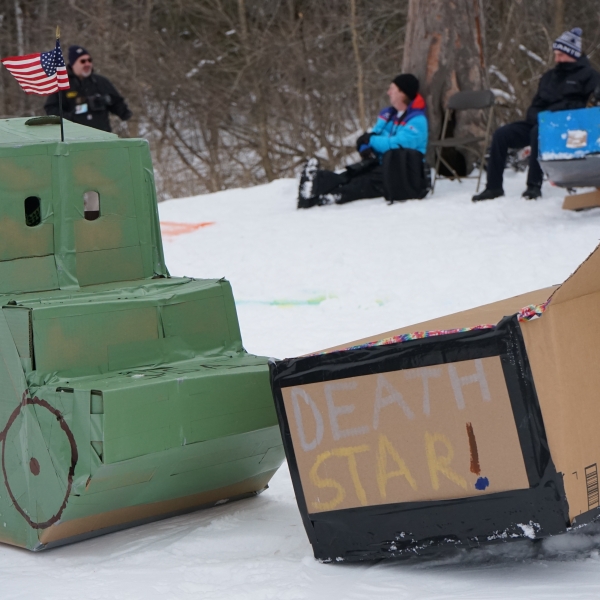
160, 221, 215, 237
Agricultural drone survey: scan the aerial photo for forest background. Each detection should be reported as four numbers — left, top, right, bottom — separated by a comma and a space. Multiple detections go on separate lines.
0, 0, 598, 200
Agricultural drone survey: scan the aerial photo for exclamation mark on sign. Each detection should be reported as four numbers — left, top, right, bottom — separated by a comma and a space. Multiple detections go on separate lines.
466, 422, 489, 490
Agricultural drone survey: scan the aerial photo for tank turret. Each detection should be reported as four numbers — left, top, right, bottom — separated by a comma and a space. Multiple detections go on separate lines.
0, 118, 283, 550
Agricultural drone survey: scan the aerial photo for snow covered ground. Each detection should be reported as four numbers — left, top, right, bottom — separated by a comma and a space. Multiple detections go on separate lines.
4, 171, 600, 599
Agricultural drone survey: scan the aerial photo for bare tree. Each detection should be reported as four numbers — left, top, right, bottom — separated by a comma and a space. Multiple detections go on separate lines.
402, 0, 489, 155
554, 0, 564, 39
0, 0, 598, 199
349, 0, 366, 131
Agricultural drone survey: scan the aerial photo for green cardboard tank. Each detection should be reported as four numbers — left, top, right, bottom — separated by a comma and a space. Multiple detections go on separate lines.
0, 117, 284, 550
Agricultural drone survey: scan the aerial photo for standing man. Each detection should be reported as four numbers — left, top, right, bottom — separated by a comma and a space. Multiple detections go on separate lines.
473, 28, 599, 201
45, 45, 132, 133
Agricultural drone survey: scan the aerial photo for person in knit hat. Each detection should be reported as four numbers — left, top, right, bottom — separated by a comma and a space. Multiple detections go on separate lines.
473, 27, 599, 202
552, 27, 583, 59
44, 44, 132, 133
298, 74, 429, 208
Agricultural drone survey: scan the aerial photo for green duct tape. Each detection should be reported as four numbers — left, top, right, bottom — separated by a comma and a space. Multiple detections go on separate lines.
52, 144, 78, 289
0, 119, 283, 550
0, 309, 28, 399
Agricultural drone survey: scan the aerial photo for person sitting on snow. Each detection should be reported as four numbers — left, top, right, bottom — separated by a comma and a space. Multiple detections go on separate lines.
297, 74, 429, 208
472, 28, 600, 202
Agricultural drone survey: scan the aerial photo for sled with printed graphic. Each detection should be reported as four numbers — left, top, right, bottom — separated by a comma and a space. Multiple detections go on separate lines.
538, 106, 600, 210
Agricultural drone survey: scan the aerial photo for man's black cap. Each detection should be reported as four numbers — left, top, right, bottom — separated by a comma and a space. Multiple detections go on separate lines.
68, 45, 90, 67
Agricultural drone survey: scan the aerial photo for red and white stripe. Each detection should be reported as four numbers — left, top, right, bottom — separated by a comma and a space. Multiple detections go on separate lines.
1, 53, 69, 96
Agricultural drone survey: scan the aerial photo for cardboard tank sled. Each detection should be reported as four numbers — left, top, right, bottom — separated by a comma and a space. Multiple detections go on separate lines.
270, 245, 600, 561
0, 117, 284, 551
538, 105, 600, 210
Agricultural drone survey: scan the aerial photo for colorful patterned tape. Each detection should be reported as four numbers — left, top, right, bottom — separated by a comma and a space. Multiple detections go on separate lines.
313, 300, 550, 356
517, 300, 549, 322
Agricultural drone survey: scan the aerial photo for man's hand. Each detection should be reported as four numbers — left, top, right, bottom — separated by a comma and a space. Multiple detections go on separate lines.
356, 132, 372, 152
87, 93, 111, 112
588, 83, 600, 107
358, 143, 375, 160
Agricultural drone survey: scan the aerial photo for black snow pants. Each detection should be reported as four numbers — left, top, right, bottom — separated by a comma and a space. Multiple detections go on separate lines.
486, 121, 543, 190
313, 161, 384, 205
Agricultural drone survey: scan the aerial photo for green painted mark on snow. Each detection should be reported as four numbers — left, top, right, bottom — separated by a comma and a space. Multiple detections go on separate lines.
237, 295, 335, 307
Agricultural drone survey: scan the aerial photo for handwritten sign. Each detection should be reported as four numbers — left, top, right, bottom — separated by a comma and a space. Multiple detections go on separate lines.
282, 357, 529, 513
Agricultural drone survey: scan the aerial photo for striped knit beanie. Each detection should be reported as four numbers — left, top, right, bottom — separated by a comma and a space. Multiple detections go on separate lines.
553, 28, 582, 59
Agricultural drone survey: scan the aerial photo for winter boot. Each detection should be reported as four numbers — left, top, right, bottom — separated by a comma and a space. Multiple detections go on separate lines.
297, 158, 320, 209
522, 185, 542, 200
471, 187, 504, 202
318, 193, 342, 206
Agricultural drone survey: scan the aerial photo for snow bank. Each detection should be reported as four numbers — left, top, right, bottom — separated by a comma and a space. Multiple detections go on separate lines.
3, 171, 600, 599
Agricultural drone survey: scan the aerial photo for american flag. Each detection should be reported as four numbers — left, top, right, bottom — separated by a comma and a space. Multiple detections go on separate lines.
1, 39, 70, 95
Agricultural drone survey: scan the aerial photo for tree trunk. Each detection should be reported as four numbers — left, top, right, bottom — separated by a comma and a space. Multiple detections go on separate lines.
349, 0, 366, 132
554, 0, 564, 40
402, 0, 488, 159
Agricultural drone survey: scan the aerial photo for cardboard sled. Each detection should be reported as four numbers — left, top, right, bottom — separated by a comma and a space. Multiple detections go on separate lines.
270, 245, 600, 561
0, 118, 284, 551
538, 106, 600, 210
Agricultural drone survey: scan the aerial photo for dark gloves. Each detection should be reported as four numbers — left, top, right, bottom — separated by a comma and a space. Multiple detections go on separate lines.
590, 83, 600, 107
356, 132, 375, 159
358, 144, 374, 159
87, 93, 111, 112
356, 132, 372, 152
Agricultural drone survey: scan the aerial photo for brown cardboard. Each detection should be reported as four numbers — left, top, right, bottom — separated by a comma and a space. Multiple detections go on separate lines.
309, 242, 600, 522
282, 356, 529, 513
562, 188, 600, 211
521, 275, 600, 519
272, 241, 600, 559
549, 244, 600, 305
324, 287, 557, 353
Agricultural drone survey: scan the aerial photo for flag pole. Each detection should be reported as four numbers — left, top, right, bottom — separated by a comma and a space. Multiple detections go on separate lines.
56, 26, 64, 142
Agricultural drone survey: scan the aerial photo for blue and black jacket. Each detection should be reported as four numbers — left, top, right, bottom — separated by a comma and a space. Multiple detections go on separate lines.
369, 93, 428, 157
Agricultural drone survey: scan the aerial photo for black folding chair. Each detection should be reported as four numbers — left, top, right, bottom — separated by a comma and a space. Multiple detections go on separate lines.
430, 90, 495, 193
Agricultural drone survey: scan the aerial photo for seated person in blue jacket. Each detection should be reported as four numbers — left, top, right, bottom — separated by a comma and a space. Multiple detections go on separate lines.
298, 74, 428, 208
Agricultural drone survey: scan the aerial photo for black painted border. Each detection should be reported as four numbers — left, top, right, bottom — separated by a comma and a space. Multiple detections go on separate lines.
269, 316, 570, 561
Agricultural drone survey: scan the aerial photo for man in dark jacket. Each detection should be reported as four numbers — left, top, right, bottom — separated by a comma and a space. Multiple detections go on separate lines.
473, 28, 599, 201
44, 45, 132, 133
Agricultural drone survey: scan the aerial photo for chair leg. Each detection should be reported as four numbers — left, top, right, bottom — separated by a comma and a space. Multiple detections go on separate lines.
438, 154, 462, 183
476, 105, 494, 193
431, 148, 440, 193
432, 109, 451, 193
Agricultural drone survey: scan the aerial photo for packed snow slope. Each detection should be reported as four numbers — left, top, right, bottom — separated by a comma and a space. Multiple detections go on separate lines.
3, 171, 600, 599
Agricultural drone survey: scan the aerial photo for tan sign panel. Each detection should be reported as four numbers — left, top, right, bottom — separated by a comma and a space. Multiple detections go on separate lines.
282, 356, 529, 513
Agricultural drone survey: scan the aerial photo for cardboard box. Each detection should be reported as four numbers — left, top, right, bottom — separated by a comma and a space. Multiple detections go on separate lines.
270, 247, 600, 561
0, 118, 284, 551
561, 188, 600, 212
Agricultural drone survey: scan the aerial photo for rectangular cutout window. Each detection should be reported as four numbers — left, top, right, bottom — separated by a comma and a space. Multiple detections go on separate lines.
83, 191, 100, 221
91, 390, 104, 414
24, 196, 41, 226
